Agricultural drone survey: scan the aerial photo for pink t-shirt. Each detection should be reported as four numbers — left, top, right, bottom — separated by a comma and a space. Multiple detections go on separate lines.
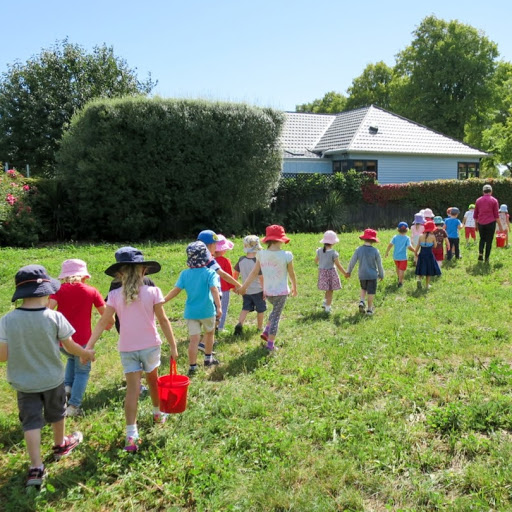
107, 285, 164, 352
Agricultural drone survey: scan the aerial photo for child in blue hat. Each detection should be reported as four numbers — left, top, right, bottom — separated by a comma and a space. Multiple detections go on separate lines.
385, 222, 415, 287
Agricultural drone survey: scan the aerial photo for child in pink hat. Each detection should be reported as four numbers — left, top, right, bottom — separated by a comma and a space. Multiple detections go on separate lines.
214, 235, 235, 331
315, 230, 348, 313
239, 225, 297, 351
48, 259, 108, 417
346, 229, 384, 315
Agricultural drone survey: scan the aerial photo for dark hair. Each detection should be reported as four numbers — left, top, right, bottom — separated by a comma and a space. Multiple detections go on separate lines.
323, 243, 331, 253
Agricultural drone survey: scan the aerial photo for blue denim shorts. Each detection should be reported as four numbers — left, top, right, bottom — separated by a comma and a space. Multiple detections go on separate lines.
242, 292, 267, 313
120, 346, 161, 374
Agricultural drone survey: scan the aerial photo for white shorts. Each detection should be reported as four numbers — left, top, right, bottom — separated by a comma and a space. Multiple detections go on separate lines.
187, 317, 216, 336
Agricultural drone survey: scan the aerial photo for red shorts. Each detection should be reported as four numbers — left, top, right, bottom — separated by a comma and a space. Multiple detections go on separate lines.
432, 247, 444, 261
394, 260, 407, 271
465, 227, 476, 239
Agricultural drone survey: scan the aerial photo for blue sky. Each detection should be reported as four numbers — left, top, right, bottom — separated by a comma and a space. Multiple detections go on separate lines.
2, 0, 511, 112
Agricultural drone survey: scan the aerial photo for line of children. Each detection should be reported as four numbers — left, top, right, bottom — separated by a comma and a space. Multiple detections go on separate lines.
315, 230, 348, 313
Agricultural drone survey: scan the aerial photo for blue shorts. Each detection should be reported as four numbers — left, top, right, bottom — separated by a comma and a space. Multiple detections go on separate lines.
120, 346, 161, 374
242, 292, 267, 313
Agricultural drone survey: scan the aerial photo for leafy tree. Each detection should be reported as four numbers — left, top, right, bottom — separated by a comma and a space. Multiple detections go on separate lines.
393, 16, 499, 141
345, 61, 394, 110
296, 91, 347, 113
0, 39, 155, 176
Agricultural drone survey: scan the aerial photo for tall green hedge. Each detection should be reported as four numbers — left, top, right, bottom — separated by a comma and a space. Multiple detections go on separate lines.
57, 97, 284, 240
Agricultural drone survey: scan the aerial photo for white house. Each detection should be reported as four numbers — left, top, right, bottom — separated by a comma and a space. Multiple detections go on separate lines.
281, 105, 487, 184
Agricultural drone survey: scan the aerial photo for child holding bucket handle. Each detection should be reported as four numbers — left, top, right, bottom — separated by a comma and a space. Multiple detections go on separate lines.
48, 259, 108, 417
85, 247, 178, 453
314, 230, 348, 313
164, 241, 222, 376
238, 225, 297, 351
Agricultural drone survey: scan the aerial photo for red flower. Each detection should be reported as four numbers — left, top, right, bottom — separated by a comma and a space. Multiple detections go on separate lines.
6, 169, 17, 177
23, 184, 30, 191
6, 193, 17, 206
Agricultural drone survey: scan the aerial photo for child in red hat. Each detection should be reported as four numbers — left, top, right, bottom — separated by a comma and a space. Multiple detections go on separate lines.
415, 221, 441, 289
239, 225, 297, 351
346, 229, 384, 315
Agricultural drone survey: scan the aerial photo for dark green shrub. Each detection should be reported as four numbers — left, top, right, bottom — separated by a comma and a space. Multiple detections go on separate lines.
57, 97, 284, 241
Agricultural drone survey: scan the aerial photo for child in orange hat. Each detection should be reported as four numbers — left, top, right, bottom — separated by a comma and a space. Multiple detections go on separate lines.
346, 229, 384, 315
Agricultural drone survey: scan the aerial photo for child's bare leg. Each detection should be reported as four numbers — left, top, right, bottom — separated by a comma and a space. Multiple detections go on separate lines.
203, 330, 215, 354
325, 290, 333, 306
238, 309, 249, 326
145, 368, 160, 408
367, 294, 375, 309
52, 418, 65, 446
360, 289, 367, 301
398, 269, 405, 283
124, 371, 141, 426
188, 334, 200, 365
426, 276, 431, 288
25, 429, 43, 467
256, 312, 264, 330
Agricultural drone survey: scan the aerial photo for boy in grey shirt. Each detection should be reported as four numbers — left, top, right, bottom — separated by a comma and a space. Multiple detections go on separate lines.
0, 265, 95, 487
233, 236, 266, 335
346, 229, 384, 316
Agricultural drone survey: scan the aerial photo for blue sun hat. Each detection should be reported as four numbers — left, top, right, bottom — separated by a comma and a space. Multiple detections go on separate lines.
186, 241, 211, 268
12, 265, 60, 302
434, 216, 444, 226
413, 213, 425, 225
197, 230, 218, 245
500, 204, 508, 213
397, 222, 408, 231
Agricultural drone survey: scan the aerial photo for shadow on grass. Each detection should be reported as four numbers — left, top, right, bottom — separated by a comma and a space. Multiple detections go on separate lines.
297, 310, 331, 323
82, 382, 125, 412
208, 346, 269, 381
334, 312, 367, 326
465, 261, 503, 276
0, 437, 137, 511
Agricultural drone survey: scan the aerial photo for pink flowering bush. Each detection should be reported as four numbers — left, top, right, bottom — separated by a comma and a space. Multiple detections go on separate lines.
0, 167, 39, 246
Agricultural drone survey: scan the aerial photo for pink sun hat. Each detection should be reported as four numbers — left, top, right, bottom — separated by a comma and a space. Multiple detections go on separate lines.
215, 234, 234, 252
58, 259, 91, 279
320, 230, 339, 244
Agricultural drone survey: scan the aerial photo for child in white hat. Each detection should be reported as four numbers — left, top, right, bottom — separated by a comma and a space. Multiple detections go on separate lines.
315, 230, 348, 313
498, 204, 510, 247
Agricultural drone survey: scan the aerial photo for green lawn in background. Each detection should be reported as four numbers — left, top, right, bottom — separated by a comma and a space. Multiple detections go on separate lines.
1, 232, 511, 511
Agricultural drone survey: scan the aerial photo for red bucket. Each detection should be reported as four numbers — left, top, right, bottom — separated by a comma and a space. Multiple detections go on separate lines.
496, 233, 506, 248
157, 359, 190, 414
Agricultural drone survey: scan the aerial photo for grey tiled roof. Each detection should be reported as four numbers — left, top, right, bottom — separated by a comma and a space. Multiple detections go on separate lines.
280, 112, 335, 158
282, 106, 487, 158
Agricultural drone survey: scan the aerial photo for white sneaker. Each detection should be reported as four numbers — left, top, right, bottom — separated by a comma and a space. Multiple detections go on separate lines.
65, 405, 83, 417
366, 308, 374, 316
324, 305, 331, 314
358, 301, 366, 313
322, 299, 327, 309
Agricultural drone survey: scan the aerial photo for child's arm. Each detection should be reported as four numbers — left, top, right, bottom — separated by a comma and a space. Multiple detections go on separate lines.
384, 242, 393, 258
154, 303, 178, 360
211, 286, 222, 320
407, 245, 415, 253
96, 305, 114, 330
345, 250, 358, 278
61, 336, 95, 361
314, 252, 319, 265
238, 260, 262, 295
334, 257, 348, 278
85, 305, 116, 350
164, 287, 182, 303
287, 261, 298, 297
216, 268, 241, 292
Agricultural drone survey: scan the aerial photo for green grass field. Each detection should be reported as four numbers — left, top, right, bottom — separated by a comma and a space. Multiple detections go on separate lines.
1, 233, 511, 511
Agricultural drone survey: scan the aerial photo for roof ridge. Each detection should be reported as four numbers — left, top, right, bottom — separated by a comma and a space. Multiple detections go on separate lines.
345, 105, 372, 151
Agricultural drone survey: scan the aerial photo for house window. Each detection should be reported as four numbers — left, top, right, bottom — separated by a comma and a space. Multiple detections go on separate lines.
333, 159, 378, 176
458, 162, 479, 180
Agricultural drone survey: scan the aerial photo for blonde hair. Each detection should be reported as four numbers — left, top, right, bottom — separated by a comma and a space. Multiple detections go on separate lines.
61, 275, 84, 284
119, 265, 144, 305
